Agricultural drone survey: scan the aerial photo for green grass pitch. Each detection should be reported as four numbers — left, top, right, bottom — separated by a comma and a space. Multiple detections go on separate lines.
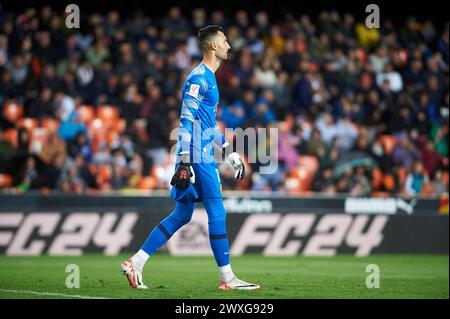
0, 254, 448, 299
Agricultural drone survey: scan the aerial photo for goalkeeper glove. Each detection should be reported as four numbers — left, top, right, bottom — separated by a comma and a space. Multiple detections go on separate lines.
171, 154, 195, 190
228, 152, 245, 180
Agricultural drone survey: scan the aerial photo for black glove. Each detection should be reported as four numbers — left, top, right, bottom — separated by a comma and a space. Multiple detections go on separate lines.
170, 161, 195, 190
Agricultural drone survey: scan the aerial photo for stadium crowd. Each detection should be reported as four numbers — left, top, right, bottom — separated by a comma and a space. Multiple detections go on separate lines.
0, 6, 448, 197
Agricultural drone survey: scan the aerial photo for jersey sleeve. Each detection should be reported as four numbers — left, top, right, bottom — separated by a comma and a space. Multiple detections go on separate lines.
178, 76, 208, 155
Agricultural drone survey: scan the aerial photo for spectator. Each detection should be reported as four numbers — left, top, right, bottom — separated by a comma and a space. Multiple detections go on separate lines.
307, 127, 327, 157
350, 166, 372, 197
405, 161, 430, 196
16, 128, 31, 157
420, 139, 443, 177
57, 110, 87, 143
312, 167, 335, 193
0, 7, 447, 197
41, 152, 65, 190
27, 87, 54, 119
58, 164, 86, 194
0, 128, 15, 173
431, 169, 448, 196
392, 135, 421, 168
40, 132, 67, 165
6, 55, 28, 85
369, 46, 390, 73
376, 64, 403, 93
145, 103, 170, 166
16, 156, 39, 192
277, 121, 299, 172
67, 132, 93, 162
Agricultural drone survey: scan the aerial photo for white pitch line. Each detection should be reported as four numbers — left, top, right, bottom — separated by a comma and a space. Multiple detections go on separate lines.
0, 289, 110, 299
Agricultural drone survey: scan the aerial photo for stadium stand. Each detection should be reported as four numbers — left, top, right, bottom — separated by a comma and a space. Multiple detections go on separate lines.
0, 6, 448, 197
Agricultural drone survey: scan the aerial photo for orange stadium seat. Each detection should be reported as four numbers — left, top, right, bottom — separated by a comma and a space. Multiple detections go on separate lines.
3, 128, 18, 148
116, 118, 126, 133
383, 174, 396, 191
96, 164, 112, 186
286, 156, 320, 192
29, 127, 49, 155
296, 166, 314, 192
297, 155, 319, 173
372, 168, 383, 190
379, 135, 397, 156
97, 105, 120, 126
372, 191, 390, 197
88, 118, 120, 153
443, 171, 449, 186
2, 102, 24, 122
76, 105, 95, 124
0, 174, 13, 188
139, 176, 156, 190
396, 167, 408, 186
421, 183, 435, 196
18, 117, 38, 131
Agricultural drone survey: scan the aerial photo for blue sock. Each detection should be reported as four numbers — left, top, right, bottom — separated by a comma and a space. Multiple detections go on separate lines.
141, 200, 195, 256
203, 197, 230, 267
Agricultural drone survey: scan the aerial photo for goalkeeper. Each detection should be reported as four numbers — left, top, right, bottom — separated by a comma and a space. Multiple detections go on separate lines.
121, 25, 260, 290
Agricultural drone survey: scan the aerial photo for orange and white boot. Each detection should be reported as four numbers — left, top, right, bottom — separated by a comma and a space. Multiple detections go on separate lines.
120, 259, 148, 289
219, 276, 260, 290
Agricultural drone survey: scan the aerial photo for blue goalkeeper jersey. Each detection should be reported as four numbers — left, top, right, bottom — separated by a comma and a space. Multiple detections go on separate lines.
177, 62, 227, 164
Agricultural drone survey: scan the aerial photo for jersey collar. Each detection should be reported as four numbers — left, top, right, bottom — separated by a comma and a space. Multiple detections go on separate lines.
201, 62, 214, 74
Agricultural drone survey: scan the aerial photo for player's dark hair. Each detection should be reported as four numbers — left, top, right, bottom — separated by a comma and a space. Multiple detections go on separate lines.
198, 25, 224, 51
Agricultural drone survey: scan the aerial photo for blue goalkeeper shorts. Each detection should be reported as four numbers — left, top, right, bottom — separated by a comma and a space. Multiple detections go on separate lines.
170, 162, 222, 203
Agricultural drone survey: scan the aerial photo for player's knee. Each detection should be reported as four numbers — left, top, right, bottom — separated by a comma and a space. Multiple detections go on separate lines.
168, 211, 193, 228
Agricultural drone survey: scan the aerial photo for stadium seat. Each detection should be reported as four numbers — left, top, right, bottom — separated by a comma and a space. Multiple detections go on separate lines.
116, 118, 126, 133
29, 127, 49, 155
18, 117, 38, 131
396, 167, 408, 185
420, 183, 435, 197
88, 118, 120, 153
383, 174, 395, 191
3, 128, 18, 148
295, 166, 314, 192
285, 177, 300, 194
379, 135, 397, 156
443, 171, 449, 186
372, 168, 383, 190
372, 191, 390, 197
2, 102, 24, 122
97, 105, 120, 126
96, 164, 112, 186
355, 48, 367, 63
287, 156, 320, 192
76, 105, 95, 124
0, 174, 13, 188
297, 156, 319, 173
139, 176, 156, 190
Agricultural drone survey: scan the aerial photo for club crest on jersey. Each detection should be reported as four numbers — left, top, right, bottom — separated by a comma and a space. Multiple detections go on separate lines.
186, 84, 200, 98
